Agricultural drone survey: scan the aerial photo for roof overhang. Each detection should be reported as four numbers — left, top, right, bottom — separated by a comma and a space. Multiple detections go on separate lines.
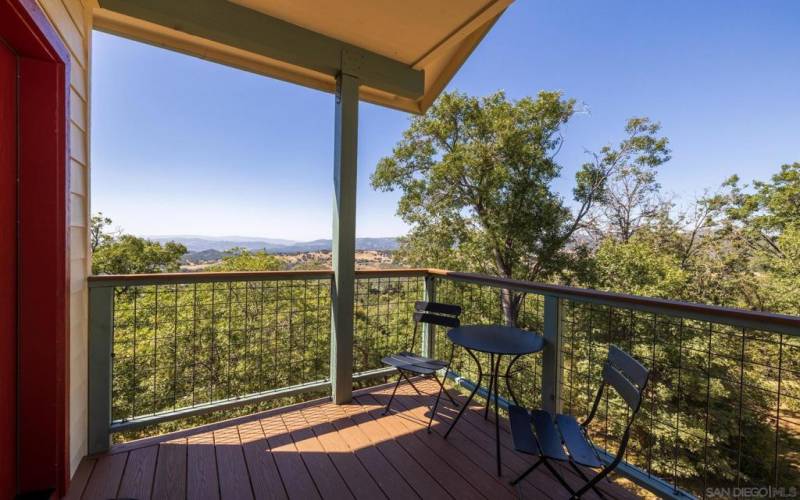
92, 0, 512, 114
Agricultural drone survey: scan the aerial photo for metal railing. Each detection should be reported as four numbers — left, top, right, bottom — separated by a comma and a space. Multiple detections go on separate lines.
430, 270, 800, 498
87, 270, 428, 448
88, 268, 800, 498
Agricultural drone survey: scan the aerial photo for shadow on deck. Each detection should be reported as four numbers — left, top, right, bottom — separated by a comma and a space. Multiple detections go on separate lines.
65, 379, 638, 499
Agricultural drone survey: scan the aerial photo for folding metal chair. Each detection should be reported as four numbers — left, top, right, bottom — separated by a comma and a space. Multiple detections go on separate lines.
381, 301, 462, 430
508, 345, 650, 498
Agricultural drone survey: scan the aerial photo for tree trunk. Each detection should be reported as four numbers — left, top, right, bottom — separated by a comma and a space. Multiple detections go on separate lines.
500, 288, 522, 327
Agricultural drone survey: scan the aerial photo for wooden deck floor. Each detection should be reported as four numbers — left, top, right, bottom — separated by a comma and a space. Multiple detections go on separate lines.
66, 379, 638, 499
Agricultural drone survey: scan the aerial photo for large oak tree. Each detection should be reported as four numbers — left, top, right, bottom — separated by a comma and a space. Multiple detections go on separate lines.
372, 90, 669, 324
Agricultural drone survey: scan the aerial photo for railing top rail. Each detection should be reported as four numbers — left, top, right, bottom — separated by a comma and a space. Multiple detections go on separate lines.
428, 269, 800, 335
87, 267, 799, 334
87, 269, 335, 287
87, 268, 430, 288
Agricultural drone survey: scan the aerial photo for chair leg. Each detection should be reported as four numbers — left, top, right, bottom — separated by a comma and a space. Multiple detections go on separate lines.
433, 372, 458, 407
510, 458, 543, 486
569, 461, 606, 499
383, 373, 403, 415
428, 345, 458, 433
444, 348, 482, 439
572, 465, 615, 499
401, 372, 424, 395
542, 458, 576, 497
484, 353, 495, 419
427, 373, 446, 433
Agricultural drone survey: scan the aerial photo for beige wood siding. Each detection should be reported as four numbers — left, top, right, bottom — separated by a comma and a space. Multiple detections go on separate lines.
35, 0, 92, 477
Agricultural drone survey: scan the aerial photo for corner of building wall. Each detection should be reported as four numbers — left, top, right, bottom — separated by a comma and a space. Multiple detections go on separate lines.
32, 0, 95, 478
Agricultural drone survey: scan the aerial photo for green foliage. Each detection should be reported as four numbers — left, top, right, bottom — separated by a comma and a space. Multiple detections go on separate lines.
763, 226, 800, 313
586, 117, 671, 242
96, 91, 800, 494
90, 212, 114, 252
110, 279, 332, 425
725, 162, 800, 237
91, 213, 187, 275
373, 91, 670, 324
567, 163, 800, 491
372, 90, 576, 281
374, 90, 798, 493
590, 231, 689, 298
207, 248, 283, 272
92, 235, 186, 275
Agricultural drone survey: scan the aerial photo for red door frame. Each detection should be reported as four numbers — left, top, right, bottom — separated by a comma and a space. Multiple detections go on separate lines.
0, 0, 70, 496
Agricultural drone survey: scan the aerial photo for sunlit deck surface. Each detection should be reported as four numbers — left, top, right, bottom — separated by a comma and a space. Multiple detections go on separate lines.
66, 379, 636, 499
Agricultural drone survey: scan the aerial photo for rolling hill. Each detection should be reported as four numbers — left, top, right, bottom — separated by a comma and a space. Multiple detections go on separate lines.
146, 235, 400, 262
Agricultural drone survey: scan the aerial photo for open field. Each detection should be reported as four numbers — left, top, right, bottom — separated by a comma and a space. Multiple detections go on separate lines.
181, 250, 397, 272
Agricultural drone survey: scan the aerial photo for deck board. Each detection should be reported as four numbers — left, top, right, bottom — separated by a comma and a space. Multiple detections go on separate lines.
64, 457, 94, 500
317, 401, 420, 499
261, 414, 321, 500
280, 411, 354, 500
187, 432, 219, 500
298, 404, 387, 499
239, 419, 288, 500
215, 426, 254, 500
81, 452, 126, 499
355, 393, 484, 500
386, 384, 550, 498
363, 391, 515, 499
117, 445, 158, 500
337, 397, 451, 499
67, 379, 638, 499
393, 381, 602, 498
152, 438, 188, 500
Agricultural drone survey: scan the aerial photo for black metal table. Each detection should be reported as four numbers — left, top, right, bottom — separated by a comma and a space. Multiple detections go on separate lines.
443, 325, 544, 476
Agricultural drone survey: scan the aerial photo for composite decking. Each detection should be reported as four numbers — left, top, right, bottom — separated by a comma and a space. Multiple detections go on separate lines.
66, 379, 637, 499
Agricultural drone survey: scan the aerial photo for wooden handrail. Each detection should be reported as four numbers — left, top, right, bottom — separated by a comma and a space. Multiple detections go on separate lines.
87, 268, 432, 287
87, 269, 336, 287
87, 267, 800, 334
428, 269, 800, 336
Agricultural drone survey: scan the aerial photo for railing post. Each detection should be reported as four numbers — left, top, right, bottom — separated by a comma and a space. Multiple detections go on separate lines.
422, 275, 436, 358
330, 72, 359, 404
541, 294, 563, 414
88, 285, 114, 454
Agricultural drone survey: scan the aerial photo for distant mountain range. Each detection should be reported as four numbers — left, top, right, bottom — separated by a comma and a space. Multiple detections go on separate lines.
148, 235, 400, 257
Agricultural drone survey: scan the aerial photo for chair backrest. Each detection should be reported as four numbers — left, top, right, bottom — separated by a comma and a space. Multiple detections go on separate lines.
407, 301, 461, 353
585, 345, 649, 424
585, 345, 650, 462
603, 345, 649, 411
583, 345, 650, 469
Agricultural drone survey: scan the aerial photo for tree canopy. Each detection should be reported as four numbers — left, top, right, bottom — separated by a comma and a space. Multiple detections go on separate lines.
91, 215, 186, 275
207, 248, 282, 272
372, 90, 670, 323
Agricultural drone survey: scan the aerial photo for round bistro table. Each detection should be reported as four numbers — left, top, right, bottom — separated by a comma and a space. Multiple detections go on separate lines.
443, 325, 544, 476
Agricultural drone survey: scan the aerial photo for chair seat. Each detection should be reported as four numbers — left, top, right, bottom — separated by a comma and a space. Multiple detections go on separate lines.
508, 406, 603, 468
509, 405, 541, 455
556, 414, 603, 468
381, 352, 448, 375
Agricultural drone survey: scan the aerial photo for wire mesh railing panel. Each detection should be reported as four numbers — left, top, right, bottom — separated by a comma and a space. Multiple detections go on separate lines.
435, 280, 546, 411
558, 300, 800, 497
352, 275, 425, 373
110, 278, 331, 423
94, 268, 800, 498
432, 275, 799, 497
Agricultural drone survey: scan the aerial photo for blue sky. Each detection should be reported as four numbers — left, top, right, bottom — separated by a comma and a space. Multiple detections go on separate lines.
91, 0, 800, 240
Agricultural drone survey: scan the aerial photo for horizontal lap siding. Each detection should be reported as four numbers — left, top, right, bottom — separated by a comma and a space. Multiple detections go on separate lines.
70, 159, 86, 196
70, 89, 86, 132
35, 0, 92, 477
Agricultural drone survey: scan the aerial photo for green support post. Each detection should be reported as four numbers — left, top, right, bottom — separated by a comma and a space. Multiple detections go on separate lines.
422, 275, 436, 358
88, 285, 114, 454
541, 294, 564, 414
330, 71, 359, 404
